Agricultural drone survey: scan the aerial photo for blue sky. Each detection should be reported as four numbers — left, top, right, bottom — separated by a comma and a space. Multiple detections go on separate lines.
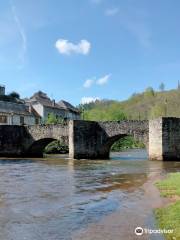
1, 0, 180, 105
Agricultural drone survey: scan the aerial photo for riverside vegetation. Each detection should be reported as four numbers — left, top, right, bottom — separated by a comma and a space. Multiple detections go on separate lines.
45, 84, 180, 153
79, 84, 180, 150
155, 173, 180, 240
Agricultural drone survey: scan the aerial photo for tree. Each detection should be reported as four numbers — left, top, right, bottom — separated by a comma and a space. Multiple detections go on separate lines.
159, 82, 165, 92
144, 87, 155, 97
178, 80, 180, 90
8, 91, 20, 99
45, 113, 64, 124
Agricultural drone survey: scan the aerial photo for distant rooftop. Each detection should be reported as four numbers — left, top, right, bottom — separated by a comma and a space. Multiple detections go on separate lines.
28, 91, 79, 113
0, 100, 32, 116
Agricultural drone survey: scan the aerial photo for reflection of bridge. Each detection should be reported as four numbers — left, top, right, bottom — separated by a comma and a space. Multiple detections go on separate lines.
0, 118, 180, 160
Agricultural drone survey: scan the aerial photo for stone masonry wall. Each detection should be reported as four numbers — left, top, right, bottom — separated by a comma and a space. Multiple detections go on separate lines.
149, 118, 163, 160
162, 118, 180, 160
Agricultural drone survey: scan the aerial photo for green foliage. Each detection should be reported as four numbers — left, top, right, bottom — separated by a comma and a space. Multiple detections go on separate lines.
144, 87, 155, 97
79, 88, 180, 120
45, 113, 64, 124
155, 202, 180, 240
150, 103, 167, 118
111, 136, 145, 151
8, 91, 20, 99
84, 102, 127, 121
0, 91, 21, 103
159, 82, 165, 92
155, 173, 180, 240
156, 173, 180, 197
44, 140, 69, 154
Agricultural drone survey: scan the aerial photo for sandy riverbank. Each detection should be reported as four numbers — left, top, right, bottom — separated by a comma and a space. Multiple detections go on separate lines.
72, 173, 169, 240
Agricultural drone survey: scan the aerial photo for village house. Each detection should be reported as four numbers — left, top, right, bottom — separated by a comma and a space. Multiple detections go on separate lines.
25, 91, 80, 122
0, 85, 40, 125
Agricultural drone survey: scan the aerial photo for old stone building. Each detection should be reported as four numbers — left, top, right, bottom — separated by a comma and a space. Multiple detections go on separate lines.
0, 85, 40, 126
25, 91, 80, 122
0, 101, 41, 126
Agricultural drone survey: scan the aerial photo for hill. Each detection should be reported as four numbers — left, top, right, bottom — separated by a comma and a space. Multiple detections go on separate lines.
79, 87, 180, 121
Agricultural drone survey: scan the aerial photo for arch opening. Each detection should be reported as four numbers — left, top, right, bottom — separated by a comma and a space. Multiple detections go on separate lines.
99, 134, 147, 159
27, 138, 69, 157
26, 138, 57, 157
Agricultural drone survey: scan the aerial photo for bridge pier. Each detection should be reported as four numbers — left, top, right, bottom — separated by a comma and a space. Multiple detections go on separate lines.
69, 120, 110, 159
149, 117, 180, 161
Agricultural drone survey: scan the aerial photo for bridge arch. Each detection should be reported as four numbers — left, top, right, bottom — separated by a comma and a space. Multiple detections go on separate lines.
96, 133, 147, 159
69, 120, 149, 159
26, 138, 57, 157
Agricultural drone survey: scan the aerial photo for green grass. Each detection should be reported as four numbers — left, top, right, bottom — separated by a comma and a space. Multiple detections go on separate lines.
156, 173, 180, 197
155, 173, 180, 240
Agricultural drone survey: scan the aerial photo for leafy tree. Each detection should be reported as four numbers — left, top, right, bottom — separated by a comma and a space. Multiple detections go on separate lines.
144, 87, 155, 97
84, 102, 127, 121
178, 80, 180, 90
44, 140, 68, 154
8, 91, 20, 99
159, 82, 165, 92
45, 113, 64, 124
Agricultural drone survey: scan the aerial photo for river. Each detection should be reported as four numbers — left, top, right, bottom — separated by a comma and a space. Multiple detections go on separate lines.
0, 149, 180, 240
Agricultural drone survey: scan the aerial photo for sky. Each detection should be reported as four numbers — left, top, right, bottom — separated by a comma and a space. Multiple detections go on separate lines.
1, 0, 180, 105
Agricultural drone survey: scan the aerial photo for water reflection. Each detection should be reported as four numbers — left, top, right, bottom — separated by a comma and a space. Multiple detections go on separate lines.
0, 149, 180, 240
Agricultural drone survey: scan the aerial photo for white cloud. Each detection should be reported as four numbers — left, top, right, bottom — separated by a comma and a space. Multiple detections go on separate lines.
81, 97, 100, 104
96, 74, 111, 85
83, 74, 111, 88
83, 79, 94, 88
105, 7, 119, 16
55, 39, 91, 55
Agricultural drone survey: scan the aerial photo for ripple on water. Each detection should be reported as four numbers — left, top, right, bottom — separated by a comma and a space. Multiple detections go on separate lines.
0, 149, 180, 240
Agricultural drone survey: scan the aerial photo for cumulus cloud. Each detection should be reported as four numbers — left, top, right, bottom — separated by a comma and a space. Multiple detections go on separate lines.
105, 7, 119, 16
55, 39, 91, 55
96, 74, 111, 85
83, 74, 111, 88
83, 79, 94, 88
81, 97, 100, 104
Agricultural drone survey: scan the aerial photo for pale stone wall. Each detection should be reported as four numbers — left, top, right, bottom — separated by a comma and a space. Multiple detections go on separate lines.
31, 103, 44, 118
27, 124, 68, 141
149, 118, 163, 160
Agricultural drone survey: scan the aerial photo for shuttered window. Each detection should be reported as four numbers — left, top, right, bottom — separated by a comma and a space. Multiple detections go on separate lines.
20, 116, 24, 125
0, 115, 7, 123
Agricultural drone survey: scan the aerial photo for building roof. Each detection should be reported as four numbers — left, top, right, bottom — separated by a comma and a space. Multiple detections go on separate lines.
0, 101, 32, 116
29, 91, 60, 109
28, 91, 80, 113
58, 100, 79, 113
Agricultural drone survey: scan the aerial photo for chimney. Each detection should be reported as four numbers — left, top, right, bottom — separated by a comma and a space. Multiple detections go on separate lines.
0, 85, 5, 96
29, 104, 33, 113
52, 100, 55, 107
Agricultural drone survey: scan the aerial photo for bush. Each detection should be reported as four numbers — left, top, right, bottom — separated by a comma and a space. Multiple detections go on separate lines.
44, 140, 69, 154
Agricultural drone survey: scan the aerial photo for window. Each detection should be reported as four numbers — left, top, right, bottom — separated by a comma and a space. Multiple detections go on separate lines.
20, 116, 24, 125
0, 115, 7, 123
35, 118, 39, 124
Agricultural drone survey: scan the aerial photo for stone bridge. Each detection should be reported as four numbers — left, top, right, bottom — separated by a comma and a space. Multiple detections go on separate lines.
0, 118, 180, 160
69, 120, 149, 159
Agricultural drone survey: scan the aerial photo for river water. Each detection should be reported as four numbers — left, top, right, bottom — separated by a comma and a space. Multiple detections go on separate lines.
0, 149, 180, 240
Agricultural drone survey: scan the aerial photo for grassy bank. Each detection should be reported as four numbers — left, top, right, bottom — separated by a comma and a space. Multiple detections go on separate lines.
155, 173, 180, 240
